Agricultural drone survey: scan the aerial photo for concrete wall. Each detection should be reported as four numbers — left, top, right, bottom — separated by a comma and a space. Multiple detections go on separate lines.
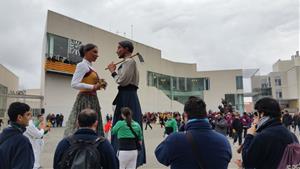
286, 67, 299, 99
272, 60, 294, 72
201, 69, 243, 111
294, 57, 300, 66
269, 72, 287, 99
44, 73, 77, 121
0, 64, 19, 92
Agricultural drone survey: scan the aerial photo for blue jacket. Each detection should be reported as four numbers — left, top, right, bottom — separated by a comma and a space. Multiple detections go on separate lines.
242, 118, 298, 169
0, 123, 34, 169
155, 119, 232, 169
54, 128, 118, 169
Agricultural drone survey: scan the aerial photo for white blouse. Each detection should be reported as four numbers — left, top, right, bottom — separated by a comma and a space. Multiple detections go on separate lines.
71, 59, 95, 90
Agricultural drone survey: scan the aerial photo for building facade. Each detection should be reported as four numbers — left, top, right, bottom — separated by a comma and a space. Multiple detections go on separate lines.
42, 11, 245, 122
251, 51, 300, 112
0, 64, 19, 119
0, 64, 43, 126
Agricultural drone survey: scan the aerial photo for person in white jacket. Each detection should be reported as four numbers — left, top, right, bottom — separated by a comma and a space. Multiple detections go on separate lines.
24, 114, 50, 169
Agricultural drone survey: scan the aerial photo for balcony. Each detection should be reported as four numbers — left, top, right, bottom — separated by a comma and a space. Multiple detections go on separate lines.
45, 59, 76, 75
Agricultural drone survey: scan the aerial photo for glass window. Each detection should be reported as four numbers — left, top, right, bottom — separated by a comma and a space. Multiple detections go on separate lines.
236, 76, 243, 89
276, 89, 282, 99
146, 71, 206, 104
47, 33, 68, 59
236, 94, 244, 105
0, 84, 8, 118
204, 78, 210, 90
236, 94, 244, 112
225, 94, 235, 106
261, 88, 272, 96
171, 77, 178, 91
225, 93, 244, 112
147, 72, 154, 86
187, 78, 203, 91
179, 77, 186, 91
47, 33, 82, 64
158, 74, 171, 91
153, 74, 158, 87
275, 77, 281, 86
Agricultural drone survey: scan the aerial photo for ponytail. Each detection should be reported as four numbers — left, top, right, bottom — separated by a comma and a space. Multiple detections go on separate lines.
121, 107, 133, 127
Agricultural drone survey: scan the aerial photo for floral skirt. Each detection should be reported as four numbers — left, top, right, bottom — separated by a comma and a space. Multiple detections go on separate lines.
64, 93, 103, 137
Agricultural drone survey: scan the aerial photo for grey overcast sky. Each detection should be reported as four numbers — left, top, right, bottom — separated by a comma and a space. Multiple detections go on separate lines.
0, 0, 299, 90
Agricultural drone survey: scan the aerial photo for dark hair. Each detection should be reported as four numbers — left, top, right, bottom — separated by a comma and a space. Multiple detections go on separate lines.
253, 112, 258, 117
118, 41, 134, 53
8, 102, 30, 122
79, 43, 97, 58
121, 107, 133, 127
254, 97, 281, 118
184, 96, 207, 119
77, 108, 98, 127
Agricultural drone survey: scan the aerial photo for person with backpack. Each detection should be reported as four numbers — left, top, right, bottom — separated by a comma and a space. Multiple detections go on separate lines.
54, 108, 118, 169
111, 107, 143, 169
242, 97, 299, 169
155, 96, 232, 169
0, 102, 34, 169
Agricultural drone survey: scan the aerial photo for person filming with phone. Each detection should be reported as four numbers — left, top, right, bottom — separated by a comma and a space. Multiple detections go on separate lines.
242, 97, 299, 169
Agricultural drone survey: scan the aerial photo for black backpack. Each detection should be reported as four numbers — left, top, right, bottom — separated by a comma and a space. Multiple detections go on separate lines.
58, 136, 105, 169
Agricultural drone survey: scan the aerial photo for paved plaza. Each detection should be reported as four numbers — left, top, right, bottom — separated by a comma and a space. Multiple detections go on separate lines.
40, 124, 300, 169
0, 121, 299, 168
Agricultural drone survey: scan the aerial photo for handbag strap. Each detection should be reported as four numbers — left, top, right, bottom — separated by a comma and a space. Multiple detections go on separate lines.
186, 131, 205, 169
127, 123, 139, 141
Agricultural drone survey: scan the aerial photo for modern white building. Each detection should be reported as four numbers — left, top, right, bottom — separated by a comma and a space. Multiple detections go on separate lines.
0, 64, 19, 119
0, 64, 43, 124
42, 11, 245, 121
251, 51, 300, 112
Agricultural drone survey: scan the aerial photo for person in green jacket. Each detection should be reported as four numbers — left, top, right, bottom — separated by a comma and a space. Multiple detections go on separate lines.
164, 114, 178, 136
112, 107, 143, 169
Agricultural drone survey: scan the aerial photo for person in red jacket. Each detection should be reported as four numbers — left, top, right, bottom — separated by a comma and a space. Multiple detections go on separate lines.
104, 119, 112, 138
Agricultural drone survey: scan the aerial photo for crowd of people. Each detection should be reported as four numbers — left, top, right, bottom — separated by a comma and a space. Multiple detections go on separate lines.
46, 113, 64, 128
142, 107, 300, 145
0, 39, 299, 169
1, 96, 300, 169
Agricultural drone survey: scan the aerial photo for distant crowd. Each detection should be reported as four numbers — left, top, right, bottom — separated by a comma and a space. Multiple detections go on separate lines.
46, 113, 64, 128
